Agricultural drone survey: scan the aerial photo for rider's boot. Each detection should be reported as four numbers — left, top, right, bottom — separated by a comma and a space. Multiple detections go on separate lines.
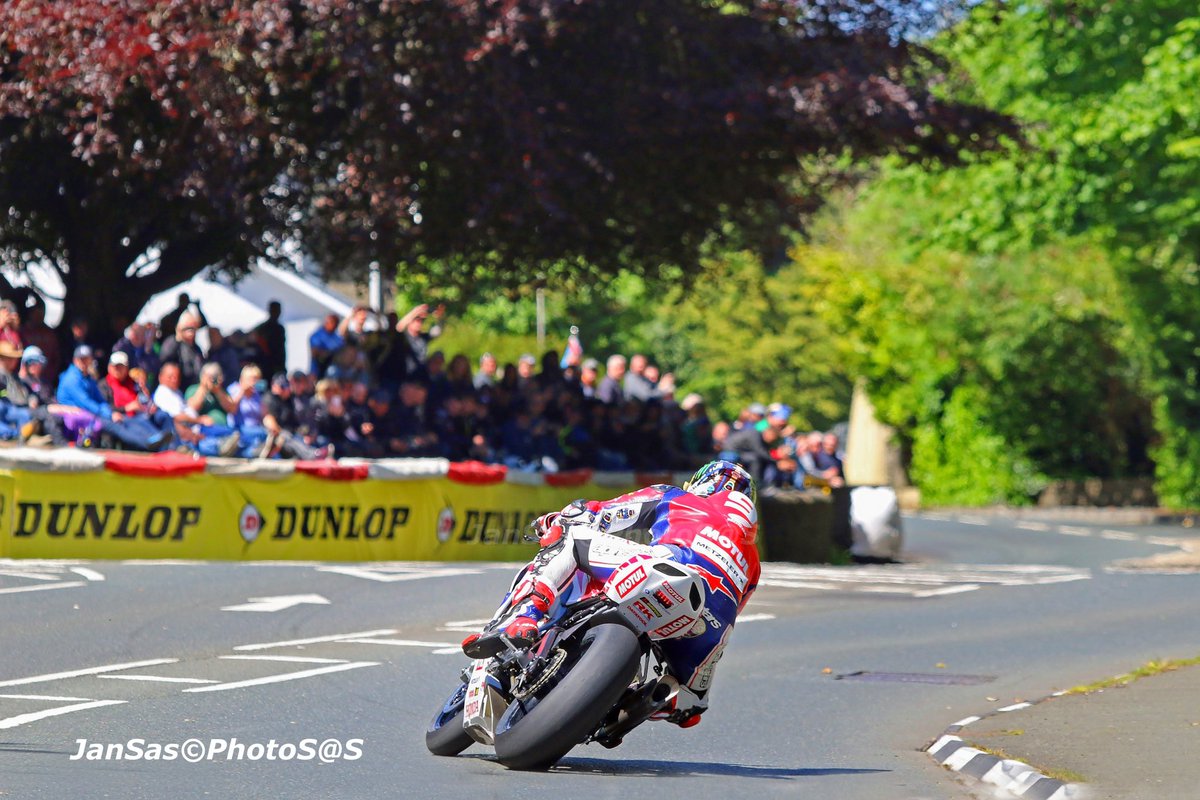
461, 580, 556, 658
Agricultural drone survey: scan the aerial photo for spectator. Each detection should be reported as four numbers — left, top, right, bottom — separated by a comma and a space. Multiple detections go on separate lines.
225, 364, 270, 457
679, 393, 713, 462
516, 353, 537, 395
362, 388, 400, 458
309, 313, 344, 377
0, 341, 59, 443
57, 346, 171, 451
396, 302, 444, 381
724, 416, 775, 484
337, 304, 373, 348
474, 352, 498, 390
159, 293, 207, 338
207, 328, 242, 386
152, 362, 240, 457
252, 300, 287, 378
18, 297, 59, 383
815, 432, 846, 487
391, 380, 439, 456
185, 362, 236, 427
260, 373, 326, 459
623, 353, 657, 401
579, 358, 599, 399
112, 322, 160, 379
160, 311, 207, 389
597, 354, 626, 405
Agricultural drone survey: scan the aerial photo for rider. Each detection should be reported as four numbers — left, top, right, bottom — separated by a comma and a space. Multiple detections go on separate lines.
461, 459, 761, 728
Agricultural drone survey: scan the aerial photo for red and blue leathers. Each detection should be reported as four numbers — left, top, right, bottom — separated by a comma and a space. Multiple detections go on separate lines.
491, 484, 760, 714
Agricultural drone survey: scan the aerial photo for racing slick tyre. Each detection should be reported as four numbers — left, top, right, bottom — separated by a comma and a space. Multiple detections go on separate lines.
425, 682, 475, 756
493, 622, 641, 770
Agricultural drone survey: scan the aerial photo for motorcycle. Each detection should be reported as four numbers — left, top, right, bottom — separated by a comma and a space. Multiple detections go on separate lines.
425, 551, 707, 770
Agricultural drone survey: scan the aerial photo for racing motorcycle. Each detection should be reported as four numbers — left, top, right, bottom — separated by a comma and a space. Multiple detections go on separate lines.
425, 552, 707, 770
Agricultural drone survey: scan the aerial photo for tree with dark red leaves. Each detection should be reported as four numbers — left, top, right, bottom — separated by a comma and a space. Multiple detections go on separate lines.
0, 0, 1008, 335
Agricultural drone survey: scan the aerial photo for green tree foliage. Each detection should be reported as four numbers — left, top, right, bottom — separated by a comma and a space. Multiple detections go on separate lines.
797, 196, 1152, 505
809, 0, 1200, 505
0, 0, 1010, 341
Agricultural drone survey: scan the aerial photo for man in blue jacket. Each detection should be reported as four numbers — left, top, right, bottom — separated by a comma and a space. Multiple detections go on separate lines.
57, 346, 170, 451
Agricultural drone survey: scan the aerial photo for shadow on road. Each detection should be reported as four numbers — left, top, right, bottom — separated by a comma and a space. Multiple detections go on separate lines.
460, 754, 889, 780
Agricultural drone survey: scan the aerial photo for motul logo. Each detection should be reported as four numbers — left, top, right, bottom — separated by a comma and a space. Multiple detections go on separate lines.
615, 566, 646, 598
653, 615, 695, 638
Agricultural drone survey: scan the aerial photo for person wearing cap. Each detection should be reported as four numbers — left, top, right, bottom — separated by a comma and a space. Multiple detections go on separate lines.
19, 347, 52, 403
0, 340, 38, 441
473, 352, 498, 390
56, 346, 170, 451
101, 351, 177, 444
579, 358, 599, 399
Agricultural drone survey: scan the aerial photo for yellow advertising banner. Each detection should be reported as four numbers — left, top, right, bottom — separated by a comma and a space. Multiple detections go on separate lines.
0, 470, 636, 561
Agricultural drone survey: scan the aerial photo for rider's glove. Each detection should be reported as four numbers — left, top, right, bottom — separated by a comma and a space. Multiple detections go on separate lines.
531, 512, 564, 546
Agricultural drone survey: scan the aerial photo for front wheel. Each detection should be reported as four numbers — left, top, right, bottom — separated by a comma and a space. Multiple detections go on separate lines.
425, 681, 475, 756
493, 623, 642, 770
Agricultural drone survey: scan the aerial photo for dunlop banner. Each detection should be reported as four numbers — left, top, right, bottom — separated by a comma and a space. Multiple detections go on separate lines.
0, 470, 637, 561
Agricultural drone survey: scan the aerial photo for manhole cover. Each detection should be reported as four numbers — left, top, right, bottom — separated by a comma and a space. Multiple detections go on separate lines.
835, 671, 995, 685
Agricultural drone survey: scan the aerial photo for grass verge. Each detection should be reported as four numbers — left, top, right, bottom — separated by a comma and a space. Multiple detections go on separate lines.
1066, 655, 1200, 695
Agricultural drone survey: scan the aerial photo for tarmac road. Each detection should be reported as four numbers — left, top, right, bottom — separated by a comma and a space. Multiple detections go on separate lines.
1, 511, 1197, 800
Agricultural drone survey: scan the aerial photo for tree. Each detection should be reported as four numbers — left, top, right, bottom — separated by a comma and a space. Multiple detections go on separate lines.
0, 0, 1010, 339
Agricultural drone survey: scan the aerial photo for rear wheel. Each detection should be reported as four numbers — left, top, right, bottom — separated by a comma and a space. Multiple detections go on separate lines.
493, 623, 641, 770
425, 682, 475, 756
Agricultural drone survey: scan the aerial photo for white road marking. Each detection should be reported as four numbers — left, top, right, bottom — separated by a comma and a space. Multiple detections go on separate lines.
99, 675, 219, 685
0, 659, 178, 688
119, 560, 209, 566
221, 594, 331, 613
1146, 536, 1184, 547
0, 694, 94, 702
736, 613, 776, 623
68, 567, 105, 582
341, 638, 461, 649
1016, 522, 1050, 531
1100, 530, 1140, 542
220, 655, 349, 664
998, 702, 1032, 712
957, 516, 988, 526
0, 581, 86, 595
439, 618, 494, 632
315, 566, 484, 583
952, 716, 981, 727
0, 569, 62, 581
234, 629, 398, 651
912, 584, 981, 598
183, 662, 379, 693
0, 699, 126, 730
1057, 526, 1092, 537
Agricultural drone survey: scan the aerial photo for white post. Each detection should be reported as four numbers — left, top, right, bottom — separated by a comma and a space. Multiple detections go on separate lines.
536, 288, 546, 351
368, 262, 383, 312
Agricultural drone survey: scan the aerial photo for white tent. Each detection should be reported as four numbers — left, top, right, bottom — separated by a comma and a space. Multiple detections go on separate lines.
138, 263, 365, 374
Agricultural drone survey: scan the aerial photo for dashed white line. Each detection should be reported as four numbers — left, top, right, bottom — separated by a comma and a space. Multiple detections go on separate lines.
0, 699, 126, 730
1100, 530, 1140, 542
99, 675, 219, 685
0, 694, 94, 702
1057, 526, 1092, 537
734, 613, 776, 623
340, 638, 461, 649
952, 715, 981, 727
0, 659, 179, 688
315, 566, 484, 583
1147, 536, 1184, 547
183, 662, 379, 693
1016, 522, 1050, 531
0, 569, 62, 581
957, 516, 988, 526
912, 585, 981, 598
997, 702, 1032, 712
233, 629, 398, 652
0, 581, 87, 595
221, 655, 349, 664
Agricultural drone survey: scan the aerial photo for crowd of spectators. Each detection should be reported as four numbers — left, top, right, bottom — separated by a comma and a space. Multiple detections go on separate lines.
0, 293, 847, 479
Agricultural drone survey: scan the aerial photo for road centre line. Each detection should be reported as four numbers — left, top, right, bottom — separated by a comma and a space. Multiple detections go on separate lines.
99, 675, 219, 685
0, 699, 126, 730
1016, 522, 1050, 531
315, 566, 484, 583
912, 585, 981, 598
183, 662, 379, 693
1056, 526, 1092, 537
221, 655, 349, 664
1147, 536, 1184, 547
0, 581, 87, 595
1100, 530, 1140, 541
0, 694, 95, 702
233, 629, 398, 651
0, 659, 179, 688
957, 517, 988, 526
736, 614, 776, 623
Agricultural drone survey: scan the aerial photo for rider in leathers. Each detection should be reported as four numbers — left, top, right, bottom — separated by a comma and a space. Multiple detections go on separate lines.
462, 460, 760, 728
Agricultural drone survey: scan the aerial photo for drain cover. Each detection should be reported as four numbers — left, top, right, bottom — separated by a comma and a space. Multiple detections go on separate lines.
835, 671, 995, 685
